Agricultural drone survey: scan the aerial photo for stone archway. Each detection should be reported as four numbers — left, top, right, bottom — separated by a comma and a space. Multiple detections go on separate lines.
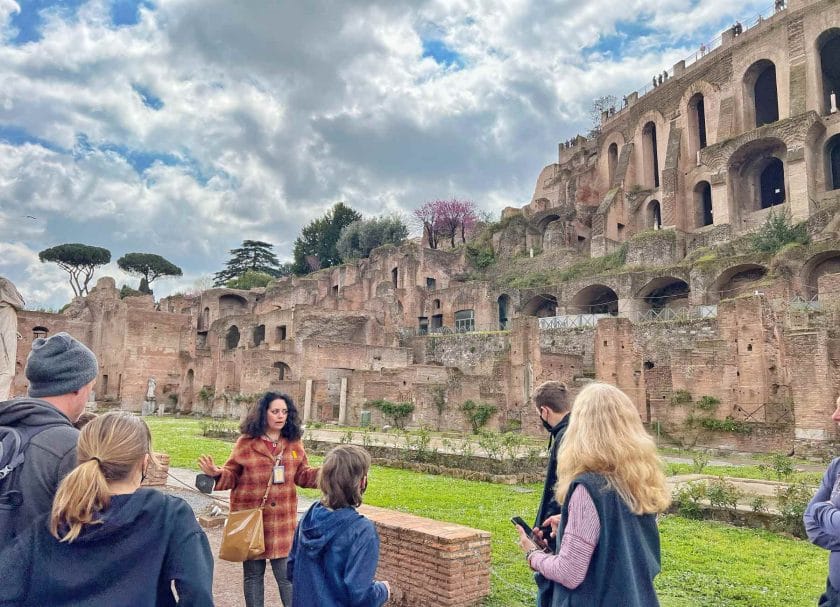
744, 59, 779, 128
801, 251, 840, 299
571, 285, 619, 315
711, 264, 768, 302
522, 294, 557, 318
225, 325, 240, 350
818, 29, 840, 115
636, 277, 690, 312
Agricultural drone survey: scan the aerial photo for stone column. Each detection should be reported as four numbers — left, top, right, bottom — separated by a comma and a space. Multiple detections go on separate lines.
786, 147, 811, 221
710, 172, 730, 226
338, 377, 348, 425
0, 277, 24, 400
303, 379, 313, 423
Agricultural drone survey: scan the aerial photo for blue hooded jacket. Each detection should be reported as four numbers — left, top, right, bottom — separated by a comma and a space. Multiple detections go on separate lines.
0, 488, 214, 606
288, 502, 388, 607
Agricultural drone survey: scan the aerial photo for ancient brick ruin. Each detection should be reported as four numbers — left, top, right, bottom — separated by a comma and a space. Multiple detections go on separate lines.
11, 0, 840, 456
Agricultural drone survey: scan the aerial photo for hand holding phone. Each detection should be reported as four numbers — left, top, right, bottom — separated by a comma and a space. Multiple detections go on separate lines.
511, 516, 548, 549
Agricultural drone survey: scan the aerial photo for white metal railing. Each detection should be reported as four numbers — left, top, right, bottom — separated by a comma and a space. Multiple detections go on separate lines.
538, 314, 612, 329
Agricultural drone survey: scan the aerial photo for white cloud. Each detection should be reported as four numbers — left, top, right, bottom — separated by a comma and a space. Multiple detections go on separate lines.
0, 0, 762, 308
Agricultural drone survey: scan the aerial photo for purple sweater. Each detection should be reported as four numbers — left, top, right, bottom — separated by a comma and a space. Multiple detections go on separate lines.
804, 457, 840, 589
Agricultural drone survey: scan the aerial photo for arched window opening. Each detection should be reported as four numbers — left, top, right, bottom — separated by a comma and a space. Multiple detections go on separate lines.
32, 326, 48, 340
201, 307, 210, 330
522, 294, 557, 318
688, 94, 707, 154
818, 30, 840, 115
642, 122, 660, 188
219, 294, 248, 318
273, 362, 291, 381
648, 200, 662, 229
225, 326, 240, 350
802, 252, 840, 300
253, 324, 265, 346
730, 138, 787, 214
715, 265, 768, 301
639, 278, 690, 312
607, 143, 618, 187
752, 63, 779, 127
498, 295, 510, 330
571, 285, 619, 316
759, 158, 786, 208
694, 181, 713, 227
454, 309, 475, 333
827, 135, 840, 191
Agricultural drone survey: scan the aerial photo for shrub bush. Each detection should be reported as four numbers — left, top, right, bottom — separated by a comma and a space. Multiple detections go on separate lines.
461, 400, 497, 433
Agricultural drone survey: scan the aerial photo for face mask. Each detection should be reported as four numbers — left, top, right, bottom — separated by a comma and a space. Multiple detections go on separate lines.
539, 408, 553, 432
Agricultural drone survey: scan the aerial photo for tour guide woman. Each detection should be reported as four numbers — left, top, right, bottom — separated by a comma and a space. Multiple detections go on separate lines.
199, 392, 318, 607
0, 411, 214, 606
516, 382, 671, 606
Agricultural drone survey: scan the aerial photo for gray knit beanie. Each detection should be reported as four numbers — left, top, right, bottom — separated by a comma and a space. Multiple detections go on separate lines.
26, 332, 99, 398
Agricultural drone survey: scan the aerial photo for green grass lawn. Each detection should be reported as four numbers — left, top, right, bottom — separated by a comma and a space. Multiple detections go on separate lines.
147, 417, 828, 607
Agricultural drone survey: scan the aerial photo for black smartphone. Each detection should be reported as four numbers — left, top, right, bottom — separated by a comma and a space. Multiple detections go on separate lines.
510, 516, 534, 540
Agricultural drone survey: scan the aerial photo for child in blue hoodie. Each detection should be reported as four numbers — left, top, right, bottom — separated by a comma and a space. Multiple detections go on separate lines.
288, 444, 390, 607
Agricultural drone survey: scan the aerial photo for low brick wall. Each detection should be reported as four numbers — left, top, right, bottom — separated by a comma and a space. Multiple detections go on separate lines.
359, 505, 492, 607
141, 452, 170, 487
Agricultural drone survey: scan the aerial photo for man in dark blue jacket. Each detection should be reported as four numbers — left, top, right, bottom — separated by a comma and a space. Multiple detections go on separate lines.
531, 381, 571, 607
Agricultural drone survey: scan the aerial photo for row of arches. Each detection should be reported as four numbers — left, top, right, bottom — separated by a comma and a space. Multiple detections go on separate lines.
604, 28, 840, 208
514, 251, 840, 324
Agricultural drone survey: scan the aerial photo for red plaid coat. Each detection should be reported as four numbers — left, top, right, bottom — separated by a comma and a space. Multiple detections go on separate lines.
216, 436, 318, 559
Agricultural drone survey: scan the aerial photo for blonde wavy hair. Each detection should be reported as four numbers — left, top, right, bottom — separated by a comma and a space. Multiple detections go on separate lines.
554, 383, 671, 515
50, 411, 153, 542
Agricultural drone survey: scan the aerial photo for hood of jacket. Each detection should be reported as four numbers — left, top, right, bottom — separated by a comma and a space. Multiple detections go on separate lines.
0, 397, 73, 428
68, 489, 167, 545
298, 502, 363, 557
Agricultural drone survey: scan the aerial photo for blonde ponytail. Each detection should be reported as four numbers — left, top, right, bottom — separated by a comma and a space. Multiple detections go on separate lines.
50, 412, 152, 542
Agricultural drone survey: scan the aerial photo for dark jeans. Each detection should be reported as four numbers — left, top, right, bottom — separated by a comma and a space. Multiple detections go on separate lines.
820, 577, 840, 607
243, 558, 292, 607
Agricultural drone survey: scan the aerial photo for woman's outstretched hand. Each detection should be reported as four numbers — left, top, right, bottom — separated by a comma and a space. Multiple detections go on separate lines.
198, 454, 222, 477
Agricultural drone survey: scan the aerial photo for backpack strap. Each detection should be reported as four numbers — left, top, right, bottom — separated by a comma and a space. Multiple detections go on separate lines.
0, 422, 67, 481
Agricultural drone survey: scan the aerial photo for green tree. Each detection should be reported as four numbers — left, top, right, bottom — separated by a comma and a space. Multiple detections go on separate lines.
225, 270, 275, 290
38, 243, 111, 297
117, 252, 182, 293
750, 209, 809, 254
336, 215, 408, 261
292, 203, 361, 274
214, 240, 283, 286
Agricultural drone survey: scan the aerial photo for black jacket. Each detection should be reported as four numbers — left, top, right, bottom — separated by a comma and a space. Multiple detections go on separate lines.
0, 488, 214, 606
535, 414, 570, 533
0, 397, 78, 542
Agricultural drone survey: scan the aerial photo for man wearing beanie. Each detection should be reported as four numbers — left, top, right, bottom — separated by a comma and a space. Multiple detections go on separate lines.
0, 332, 98, 543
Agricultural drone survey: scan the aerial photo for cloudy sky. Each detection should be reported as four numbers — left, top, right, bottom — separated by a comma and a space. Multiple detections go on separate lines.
0, 0, 769, 309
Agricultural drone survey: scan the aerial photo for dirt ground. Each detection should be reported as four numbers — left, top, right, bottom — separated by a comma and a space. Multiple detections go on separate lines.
161, 469, 316, 607
205, 525, 284, 607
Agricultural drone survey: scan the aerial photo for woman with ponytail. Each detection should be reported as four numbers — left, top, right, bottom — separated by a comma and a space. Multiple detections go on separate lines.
0, 411, 214, 606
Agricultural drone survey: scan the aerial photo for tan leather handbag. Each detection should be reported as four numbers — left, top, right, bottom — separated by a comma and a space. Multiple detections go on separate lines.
218, 454, 278, 562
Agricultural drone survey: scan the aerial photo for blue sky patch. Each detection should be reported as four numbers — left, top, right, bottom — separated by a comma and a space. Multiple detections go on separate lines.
0, 124, 65, 152
110, 0, 154, 27
6, 0, 153, 45
7, 0, 86, 44
421, 38, 464, 69
132, 84, 164, 110
585, 19, 659, 57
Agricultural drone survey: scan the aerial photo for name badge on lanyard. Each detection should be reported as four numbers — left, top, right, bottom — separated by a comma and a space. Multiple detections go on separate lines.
272, 451, 285, 484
